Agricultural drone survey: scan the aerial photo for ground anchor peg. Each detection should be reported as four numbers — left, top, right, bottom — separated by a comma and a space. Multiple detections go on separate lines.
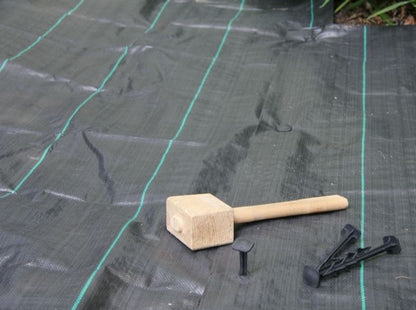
303, 224, 401, 288
232, 238, 254, 276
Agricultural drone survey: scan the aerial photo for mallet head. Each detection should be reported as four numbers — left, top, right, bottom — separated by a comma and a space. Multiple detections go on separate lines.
166, 193, 234, 250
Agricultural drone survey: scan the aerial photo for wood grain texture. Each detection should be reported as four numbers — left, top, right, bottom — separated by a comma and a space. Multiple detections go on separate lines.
167, 194, 348, 250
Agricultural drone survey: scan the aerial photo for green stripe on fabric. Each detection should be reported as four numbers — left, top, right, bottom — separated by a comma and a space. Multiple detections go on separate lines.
0, 59, 8, 72
360, 25, 367, 310
70, 1, 245, 309
0, 47, 129, 200
0, 0, 171, 197
0, 0, 85, 72
145, 0, 171, 33
2, 144, 53, 197
309, 0, 315, 29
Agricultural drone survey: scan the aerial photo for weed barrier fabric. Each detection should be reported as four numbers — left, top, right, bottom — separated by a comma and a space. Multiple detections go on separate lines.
0, 0, 415, 309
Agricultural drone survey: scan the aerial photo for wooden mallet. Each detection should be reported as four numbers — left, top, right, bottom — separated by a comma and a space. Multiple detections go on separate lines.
166, 193, 348, 250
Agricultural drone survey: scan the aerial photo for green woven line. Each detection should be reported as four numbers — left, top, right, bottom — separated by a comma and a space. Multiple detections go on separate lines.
70, 1, 245, 309
0, 59, 8, 73
1, 0, 171, 195
145, 0, 171, 33
0, 47, 129, 200
360, 25, 367, 310
70, 139, 174, 310
1, 0, 85, 68
172, 1, 244, 141
8, 144, 53, 194
309, 0, 315, 29
38, 12, 71, 39
0, 192, 12, 199
9, 37, 42, 61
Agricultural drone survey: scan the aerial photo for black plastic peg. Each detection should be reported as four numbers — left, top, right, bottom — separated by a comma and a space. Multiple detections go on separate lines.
303, 224, 401, 288
232, 238, 254, 276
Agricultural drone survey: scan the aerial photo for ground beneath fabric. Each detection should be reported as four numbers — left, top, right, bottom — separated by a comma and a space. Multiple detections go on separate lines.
334, 1, 416, 25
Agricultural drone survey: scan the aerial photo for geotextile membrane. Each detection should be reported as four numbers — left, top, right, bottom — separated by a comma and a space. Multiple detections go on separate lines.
0, 0, 415, 309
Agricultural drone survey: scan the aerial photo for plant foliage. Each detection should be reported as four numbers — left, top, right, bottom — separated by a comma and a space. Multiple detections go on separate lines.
321, 0, 416, 24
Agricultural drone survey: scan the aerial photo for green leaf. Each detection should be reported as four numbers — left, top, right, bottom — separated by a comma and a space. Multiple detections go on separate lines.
379, 12, 395, 25
367, 0, 413, 19
348, 0, 367, 11
335, 0, 352, 13
320, 0, 331, 8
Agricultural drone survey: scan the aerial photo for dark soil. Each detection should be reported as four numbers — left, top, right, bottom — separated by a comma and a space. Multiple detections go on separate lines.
334, 1, 416, 25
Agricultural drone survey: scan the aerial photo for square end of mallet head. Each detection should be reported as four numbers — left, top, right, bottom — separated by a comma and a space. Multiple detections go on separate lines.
166, 193, 234, 250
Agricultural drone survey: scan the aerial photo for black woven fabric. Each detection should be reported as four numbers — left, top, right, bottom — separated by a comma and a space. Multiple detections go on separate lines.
0, 0, 414, 309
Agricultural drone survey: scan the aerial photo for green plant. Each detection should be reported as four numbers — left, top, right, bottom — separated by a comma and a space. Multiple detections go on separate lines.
321, 0, 416, 24
367, 0, 415, 19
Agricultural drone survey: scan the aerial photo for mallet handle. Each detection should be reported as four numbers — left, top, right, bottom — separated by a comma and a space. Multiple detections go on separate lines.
233, 195, 348, 224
